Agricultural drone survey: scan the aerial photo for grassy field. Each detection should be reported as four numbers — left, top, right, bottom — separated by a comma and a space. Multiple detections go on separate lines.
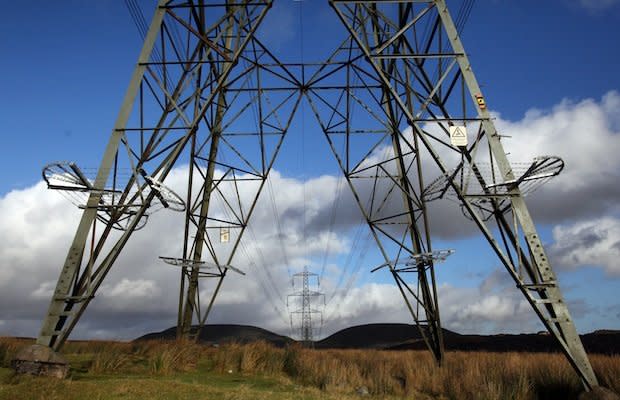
1, 337, 619, 400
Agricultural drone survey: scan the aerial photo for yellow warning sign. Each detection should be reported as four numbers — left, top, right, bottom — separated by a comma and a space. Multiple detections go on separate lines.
475, 94, 486, 109
449, 126, 468, 147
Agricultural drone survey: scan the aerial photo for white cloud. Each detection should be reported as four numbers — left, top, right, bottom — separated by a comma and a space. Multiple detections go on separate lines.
437, 280, 540, 334
349, 92, 620, 239
321, 273, 542, 336
31, 281, 56, 299
0, 182, 79, 274
1, 92, 619, 340
0, 164, 542, 339
105, 278, 160, 299
326, 283, 403, 322
461, 295, 528, 322
550, 216, 620, 276
0, 166, 357, 340
497, 91, 620, 194
468, 92, 620, 227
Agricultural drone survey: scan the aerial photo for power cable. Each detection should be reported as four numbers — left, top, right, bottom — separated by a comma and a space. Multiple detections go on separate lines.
267, 179, 293, 278
323, 229, 373, 325
124, 0, 167, 88
318, 176, 344, 280
298, 0, 308, 258
239, 52, 294, 281
455, 0, 476, 34
213, 166, 290, 327
211, 58, 292, 326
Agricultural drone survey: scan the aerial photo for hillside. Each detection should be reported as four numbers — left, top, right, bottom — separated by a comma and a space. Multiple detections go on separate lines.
137, 323, 620, 354
136, 324, 293, 347
320, 324, 620, 355
315, 323, 459, 349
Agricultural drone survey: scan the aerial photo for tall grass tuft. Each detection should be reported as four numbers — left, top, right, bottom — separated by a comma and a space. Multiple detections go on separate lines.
592, 354, 620, 394
89, 347, 131, 374
146, 340, 201, 375
210, 341, 286, 375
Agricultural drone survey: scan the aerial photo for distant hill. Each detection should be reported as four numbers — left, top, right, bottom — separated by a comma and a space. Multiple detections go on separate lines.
318, 324, 620, 355
136, 324, 293, 347
315, 323, 459, 349
136, 323, 620, 354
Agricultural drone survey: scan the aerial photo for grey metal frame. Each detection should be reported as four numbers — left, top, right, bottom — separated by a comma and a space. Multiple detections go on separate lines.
35, 0, 598, 391
287, 267, 325, 344
327, 0, 597, 388
37, 0, 275, 349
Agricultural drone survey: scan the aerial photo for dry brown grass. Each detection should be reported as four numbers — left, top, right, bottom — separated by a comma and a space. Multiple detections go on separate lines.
207, 343, 620, 399
1, 337, 618, 399
76, 339, 204, 375
145, 340, 203, 375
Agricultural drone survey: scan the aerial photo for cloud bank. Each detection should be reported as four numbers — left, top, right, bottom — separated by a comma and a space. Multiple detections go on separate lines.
550, 217, 620, 276
0, 92, 618, 341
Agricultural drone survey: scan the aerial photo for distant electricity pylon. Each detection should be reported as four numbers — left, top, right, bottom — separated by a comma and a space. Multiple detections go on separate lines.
25, 0, 600, 391
287, 267, 325, 344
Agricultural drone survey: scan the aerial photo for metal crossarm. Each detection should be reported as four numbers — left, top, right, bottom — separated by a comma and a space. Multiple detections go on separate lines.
371, 249, 454, 273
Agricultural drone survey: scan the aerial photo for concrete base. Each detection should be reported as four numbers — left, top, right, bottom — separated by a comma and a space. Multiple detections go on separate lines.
11, 344, 69, 379
578, 386, 620, 400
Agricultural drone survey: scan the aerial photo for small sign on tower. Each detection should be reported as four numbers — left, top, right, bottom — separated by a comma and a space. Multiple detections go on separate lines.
475, 93, 486, 109
220, 227, 230, 243
449, 125, 468, 147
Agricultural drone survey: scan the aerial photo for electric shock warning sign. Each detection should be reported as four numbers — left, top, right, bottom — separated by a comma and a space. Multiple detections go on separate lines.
449, 126, 468, 147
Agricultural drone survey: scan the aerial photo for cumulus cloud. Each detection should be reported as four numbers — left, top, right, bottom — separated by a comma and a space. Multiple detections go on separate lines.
105, 278, 160, 299
1, 92, 618, 340
318, 273, 541, 336
438, 273, 540, 334
461, 295, 529, 323
0, 166, 359, 340
0, 164, 547, 340
31, 281, 56, 299
339, 92, 620, 240
423, 91, 620, 238
495, 92, 620, 224
549, 216, 620, 276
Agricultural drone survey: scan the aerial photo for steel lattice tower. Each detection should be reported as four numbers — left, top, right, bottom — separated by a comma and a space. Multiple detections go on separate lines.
288, 267, 325, 344
25, 0, 600, 391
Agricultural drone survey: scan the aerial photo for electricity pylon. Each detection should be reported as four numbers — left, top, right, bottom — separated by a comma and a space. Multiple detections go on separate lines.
35, 0, 302, 349
315, 0, 597, 389
287, 267, 325, 345
26, 0, 599, 391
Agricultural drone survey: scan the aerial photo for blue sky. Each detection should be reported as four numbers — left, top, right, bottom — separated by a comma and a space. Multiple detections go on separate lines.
2, 0, 619, 188
0, 0, 619, 340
